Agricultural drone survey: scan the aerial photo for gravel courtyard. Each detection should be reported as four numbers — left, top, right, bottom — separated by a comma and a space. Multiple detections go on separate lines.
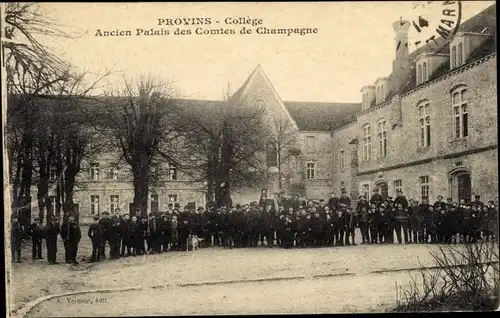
9, 229, 441, 316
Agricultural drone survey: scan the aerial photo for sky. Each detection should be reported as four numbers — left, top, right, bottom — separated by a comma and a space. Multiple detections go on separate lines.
36, 1, 495, 103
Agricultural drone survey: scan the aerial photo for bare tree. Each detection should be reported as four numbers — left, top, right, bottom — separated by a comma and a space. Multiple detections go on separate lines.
267, 115, 300, 191
99, 75, 184, 216
179, 92, 268, 208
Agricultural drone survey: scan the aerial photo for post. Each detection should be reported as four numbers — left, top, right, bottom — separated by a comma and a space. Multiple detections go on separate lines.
1, 3, 13, 315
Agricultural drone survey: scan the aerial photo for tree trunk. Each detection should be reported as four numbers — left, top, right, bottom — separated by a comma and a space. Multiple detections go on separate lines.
132, 152, 150, 216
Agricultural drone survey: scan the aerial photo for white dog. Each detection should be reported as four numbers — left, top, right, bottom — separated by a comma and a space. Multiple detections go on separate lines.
186, 234, 204, 252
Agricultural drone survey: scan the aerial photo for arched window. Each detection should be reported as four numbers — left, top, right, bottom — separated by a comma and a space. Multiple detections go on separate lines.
451, 86, 468, 138
423, 62, 427, 82
376, 87, 380, 103
458, 43, 463, 65
377, 119, 387, 158
362, 124, 372, 161
417, 64, 422, 85
418, 101, 431, 147
381, 85, 385, 102
451, 46, 457, 68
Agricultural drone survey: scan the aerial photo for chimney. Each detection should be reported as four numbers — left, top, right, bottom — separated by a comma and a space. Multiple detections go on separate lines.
391, 19, 411, 94
393, 19, 410, 59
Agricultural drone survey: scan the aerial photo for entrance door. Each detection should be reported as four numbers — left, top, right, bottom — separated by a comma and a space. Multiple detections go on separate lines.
457, 173, 472, 203
379, 183, 389, 200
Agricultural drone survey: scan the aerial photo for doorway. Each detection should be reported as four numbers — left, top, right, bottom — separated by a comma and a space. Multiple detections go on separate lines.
449, 169, 472, 203
376, 182, 389, 200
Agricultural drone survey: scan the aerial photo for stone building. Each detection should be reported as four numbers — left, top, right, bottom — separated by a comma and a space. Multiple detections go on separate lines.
23, 4, 497, 223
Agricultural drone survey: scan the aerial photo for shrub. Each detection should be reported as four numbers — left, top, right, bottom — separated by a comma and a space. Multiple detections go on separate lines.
392, 241, 499, 312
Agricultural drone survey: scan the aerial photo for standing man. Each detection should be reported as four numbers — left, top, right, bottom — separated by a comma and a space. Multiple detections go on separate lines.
44, 215, 60, 265
60, 215, 81, 265
120, 213, 132, 257
394, 190, 409, 210
28, 217, 44, 260
339, 191, 351, 208
88, 215, 104, 262
11, 215, 24, 263
370, 188, 384, 206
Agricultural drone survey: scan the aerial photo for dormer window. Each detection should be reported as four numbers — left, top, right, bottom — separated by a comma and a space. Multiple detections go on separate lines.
457, 43, 463, 65
423, 62, 427, 81
451, 46, 457, 68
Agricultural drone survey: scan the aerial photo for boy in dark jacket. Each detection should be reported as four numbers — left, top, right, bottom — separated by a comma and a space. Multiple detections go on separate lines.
60, 215, 81, 265
29, 217, 44, 260
358, 206, 370, 244
369, 204, 378, 244
344, 207, 357, 246
377, 205, 389, 244
88, 216, 104, 262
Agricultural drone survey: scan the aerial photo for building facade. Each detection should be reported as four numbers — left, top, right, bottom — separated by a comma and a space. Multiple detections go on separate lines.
24, 4, 497, 223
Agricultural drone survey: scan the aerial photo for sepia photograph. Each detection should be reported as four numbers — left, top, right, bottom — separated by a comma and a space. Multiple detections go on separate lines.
2, 1, 498, 316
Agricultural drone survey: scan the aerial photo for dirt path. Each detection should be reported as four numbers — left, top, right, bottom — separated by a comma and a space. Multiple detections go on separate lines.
10, 242, 440, 316
26, 271, 413, 316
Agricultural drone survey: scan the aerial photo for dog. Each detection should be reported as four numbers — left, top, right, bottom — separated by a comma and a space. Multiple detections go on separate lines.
186, 234, 204, 252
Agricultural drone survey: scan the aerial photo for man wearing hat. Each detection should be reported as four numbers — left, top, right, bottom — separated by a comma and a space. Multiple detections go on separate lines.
339, 191, 351, 208
98, 211, 112, 258
433, 195, 446, 211
394, 190, 408, 210
44, 215, 60, 264
28, 217, 44, 260
472, 195, 484, 209
356, 195, 370, 213
60, 215, 81, 265
370, 188, 384, 206
88, 215, 104, 262
11, 215, 24, 263
120, 213, 132, 257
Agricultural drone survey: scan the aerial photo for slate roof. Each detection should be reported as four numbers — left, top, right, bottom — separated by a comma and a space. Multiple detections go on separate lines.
398, 4, 496, 95
283, 101, 361, 131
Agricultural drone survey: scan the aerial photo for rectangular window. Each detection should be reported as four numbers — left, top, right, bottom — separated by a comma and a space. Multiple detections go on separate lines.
168, 194, 178, 203
451, 46, 457, 68
362, 184, 370, 199
110, 163, 119, 180
394, 180, 402, 196
90, 163, 100, 180
305, 136, 316, 153
458, 43, 463, 65
167, 163, 178, 181
340, 150, 345, 170
419, 176, 430, 200
419, 103, 431, 147
306, 162, 315, 179
90, 195, 100, 215
363, 125, 371, 161
452, 88, 468, 139
378, 121, 387, 158
151, 194, 159, 214
110, 195, 120, 213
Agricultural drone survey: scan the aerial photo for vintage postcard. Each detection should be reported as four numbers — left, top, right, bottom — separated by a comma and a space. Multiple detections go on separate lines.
2, 1, 498, 316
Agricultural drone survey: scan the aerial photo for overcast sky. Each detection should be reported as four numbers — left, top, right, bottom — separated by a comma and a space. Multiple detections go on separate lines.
38, 1, 494, 103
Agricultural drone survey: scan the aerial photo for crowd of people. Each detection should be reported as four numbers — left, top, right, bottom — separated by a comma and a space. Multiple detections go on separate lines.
10, 188, 499, 265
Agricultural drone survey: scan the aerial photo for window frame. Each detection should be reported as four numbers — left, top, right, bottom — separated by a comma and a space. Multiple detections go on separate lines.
377, 119, 387, 158
451, 45, 457, 68
90, 163, 100, 180
418, 101, 431, 148
458, 42, 463, 65
419, 175, 430, 200
168, 194, 178, 203
422, 62, 427, 82
394, 180, 402, 197
305, 162, 316, 179
362, 124, 372, 161
110, 195, 120, 212
90, 195, 100, 215
362, 184, 370, 200
451, 86, 468, 139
